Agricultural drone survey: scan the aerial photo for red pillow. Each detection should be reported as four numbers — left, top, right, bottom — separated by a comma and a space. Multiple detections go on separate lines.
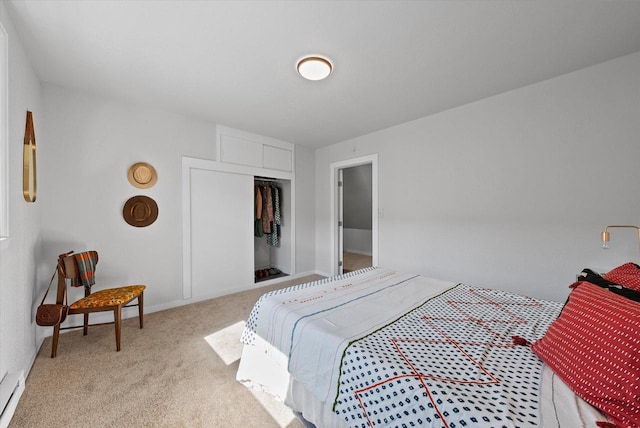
604, 262, 640, 292
532, 282, 640, 428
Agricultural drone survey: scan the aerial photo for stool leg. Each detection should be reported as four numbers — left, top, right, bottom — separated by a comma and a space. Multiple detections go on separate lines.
138, 292, 144, 329
83, 313, 89, 336
114, 306, 122, 351
51, 323, 61, 358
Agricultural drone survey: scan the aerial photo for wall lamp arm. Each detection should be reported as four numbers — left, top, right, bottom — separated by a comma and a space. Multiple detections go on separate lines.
601, 225, 640, 259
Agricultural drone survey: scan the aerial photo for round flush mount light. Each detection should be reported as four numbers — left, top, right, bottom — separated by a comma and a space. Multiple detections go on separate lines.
296, 56, 333, 81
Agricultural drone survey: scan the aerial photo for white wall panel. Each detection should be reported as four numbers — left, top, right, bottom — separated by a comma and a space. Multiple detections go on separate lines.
220, 134, 262, 167
263, 145, 292, 172
294, 145, 315, 274
344, 228, 372, 255
190, 169, 254, 298
0, 2, 44, 413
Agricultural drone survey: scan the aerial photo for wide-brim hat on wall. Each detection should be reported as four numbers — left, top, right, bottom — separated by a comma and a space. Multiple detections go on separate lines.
128, 162, 157, 189
123, 195, 158, 227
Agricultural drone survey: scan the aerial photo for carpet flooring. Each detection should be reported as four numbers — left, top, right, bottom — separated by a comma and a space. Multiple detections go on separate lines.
343, 252, 372, 273
10, 274, 323, 428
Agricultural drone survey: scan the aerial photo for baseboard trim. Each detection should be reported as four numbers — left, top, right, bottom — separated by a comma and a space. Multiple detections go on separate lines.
0, 370, 25, 428
314, 270, 333, 278
344, 249, 373, 256
38, 271, 331, 340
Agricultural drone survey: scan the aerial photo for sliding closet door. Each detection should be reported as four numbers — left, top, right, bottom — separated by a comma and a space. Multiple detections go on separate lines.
190, 168, 254, 298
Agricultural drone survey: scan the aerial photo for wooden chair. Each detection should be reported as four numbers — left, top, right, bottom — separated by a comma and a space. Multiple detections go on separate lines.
50, 251, 146, 358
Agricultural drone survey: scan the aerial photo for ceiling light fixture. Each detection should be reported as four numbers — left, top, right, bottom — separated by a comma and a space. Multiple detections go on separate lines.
296, 56, 333, 81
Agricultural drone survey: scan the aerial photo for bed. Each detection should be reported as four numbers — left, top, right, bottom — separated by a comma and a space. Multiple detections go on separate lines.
237, 267, 639, 427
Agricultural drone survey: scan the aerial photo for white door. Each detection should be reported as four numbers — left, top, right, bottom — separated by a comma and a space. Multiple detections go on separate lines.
190, 168, 254, 298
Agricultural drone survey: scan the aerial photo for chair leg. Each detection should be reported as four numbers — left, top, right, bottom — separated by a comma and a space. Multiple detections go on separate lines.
138, 292, 144, 329
114, 306, 122, 351
83, 313, 89, 336
51, 323, 61, 358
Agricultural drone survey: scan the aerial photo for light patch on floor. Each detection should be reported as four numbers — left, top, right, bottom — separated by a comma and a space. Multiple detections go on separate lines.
204, 321, 246, 365
249, 388, 296, 427
204, 321, 296, 427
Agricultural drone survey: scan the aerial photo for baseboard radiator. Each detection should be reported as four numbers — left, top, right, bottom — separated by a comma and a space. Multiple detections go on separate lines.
0, 371, 24, 428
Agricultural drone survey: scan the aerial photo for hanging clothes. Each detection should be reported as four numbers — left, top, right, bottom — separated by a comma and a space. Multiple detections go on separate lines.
255, 185, 262, 219
261, 185, 273, 234
254, 180, 282, 246
266, 186, 281, 246
254, 186, 263, 237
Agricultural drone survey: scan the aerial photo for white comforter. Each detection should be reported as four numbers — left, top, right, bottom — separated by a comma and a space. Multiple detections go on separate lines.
237, 268, 610, 427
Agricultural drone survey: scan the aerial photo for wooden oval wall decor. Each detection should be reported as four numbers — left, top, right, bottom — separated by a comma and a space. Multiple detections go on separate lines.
123, 195, 158, 227
23, 111, 37, 202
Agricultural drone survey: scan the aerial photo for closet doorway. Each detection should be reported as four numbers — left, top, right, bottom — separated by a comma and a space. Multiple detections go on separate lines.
331, 154, 379, 276
254, 177, 291, 283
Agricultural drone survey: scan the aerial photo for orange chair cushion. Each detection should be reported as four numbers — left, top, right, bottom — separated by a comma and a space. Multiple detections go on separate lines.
70, 285, 145, 309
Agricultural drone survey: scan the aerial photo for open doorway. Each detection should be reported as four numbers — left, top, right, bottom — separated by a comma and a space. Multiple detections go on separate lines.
341, 164, 373, 273
330, 154, 378, 276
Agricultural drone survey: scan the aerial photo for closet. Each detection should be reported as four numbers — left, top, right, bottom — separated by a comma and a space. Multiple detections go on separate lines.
182, 126, 295, 301
254, 177, 291, 283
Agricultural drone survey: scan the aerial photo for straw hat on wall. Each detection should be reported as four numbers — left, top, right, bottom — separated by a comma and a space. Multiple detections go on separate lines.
127, 162, 157, 189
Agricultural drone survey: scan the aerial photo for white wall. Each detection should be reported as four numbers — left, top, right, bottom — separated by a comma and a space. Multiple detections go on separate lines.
316, 51, 640, 302
343, 228, 372, 255
343, 164, 372, 230
342, 164, 373, 255
39, 84, 216, 328
0, 1, 44, 386
38, 84, 316, 332
294, 144, 316, 273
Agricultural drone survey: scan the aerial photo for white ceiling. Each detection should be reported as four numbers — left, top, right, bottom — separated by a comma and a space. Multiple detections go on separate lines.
5, 1, 640, 148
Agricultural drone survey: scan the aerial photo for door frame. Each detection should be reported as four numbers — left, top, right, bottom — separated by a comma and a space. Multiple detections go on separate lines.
329, 154, 378, 276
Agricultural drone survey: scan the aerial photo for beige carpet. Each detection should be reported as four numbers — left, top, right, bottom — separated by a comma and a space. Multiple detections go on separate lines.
10, 275, 323, 428
343, 252, 372, 273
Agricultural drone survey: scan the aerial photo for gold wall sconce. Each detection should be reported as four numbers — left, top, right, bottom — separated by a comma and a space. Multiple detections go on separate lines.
601, 225, 640, 257
23, 111, 37, 202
